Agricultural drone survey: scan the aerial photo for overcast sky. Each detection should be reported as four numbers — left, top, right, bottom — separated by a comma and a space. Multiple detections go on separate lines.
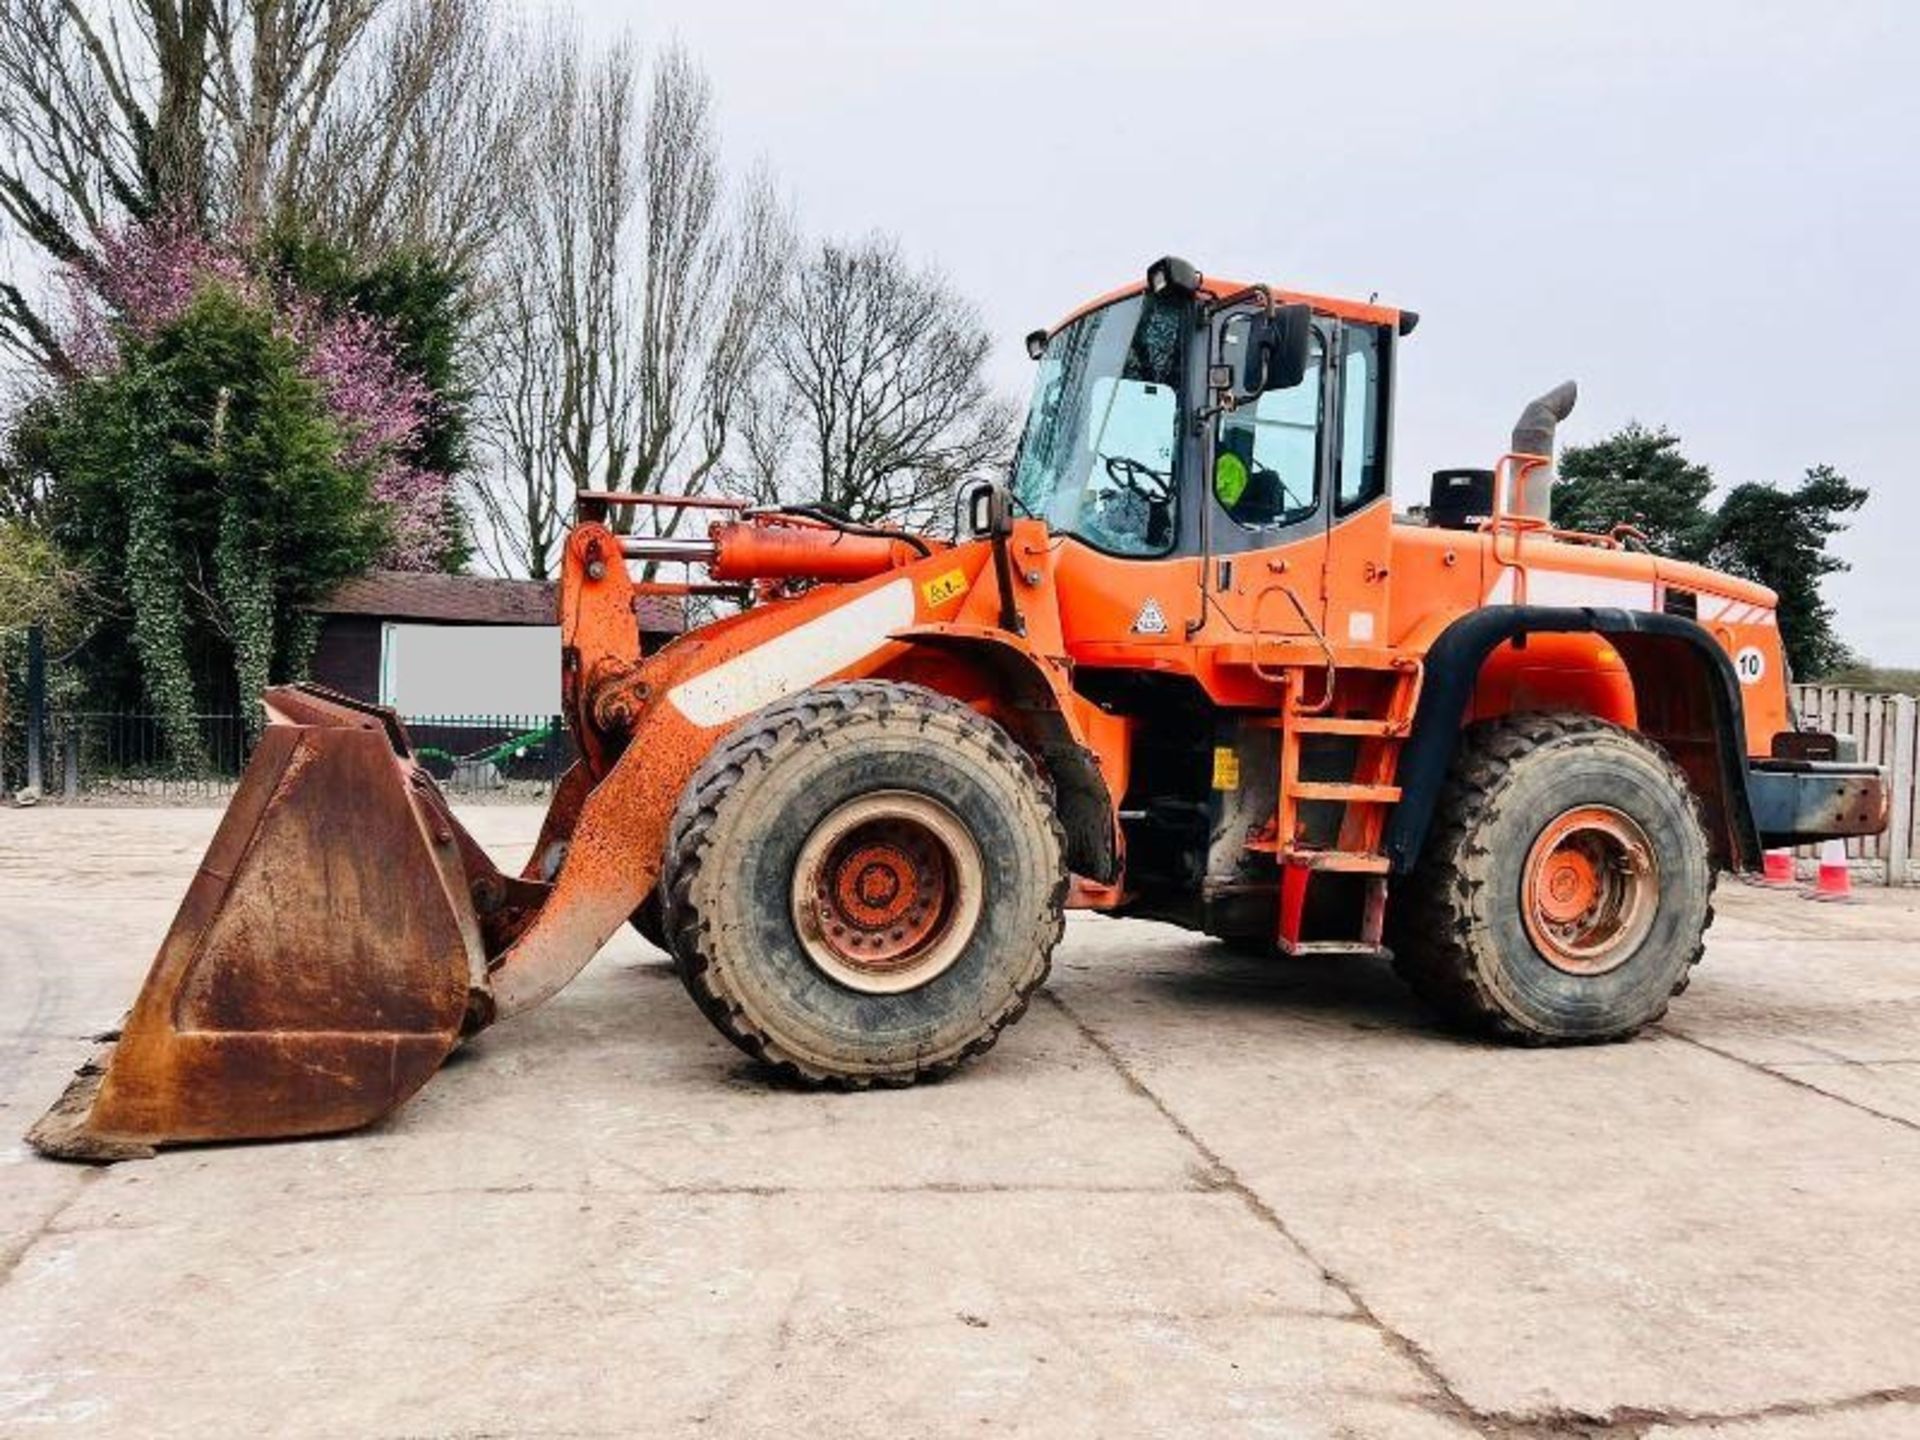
583, 0, 1917, 660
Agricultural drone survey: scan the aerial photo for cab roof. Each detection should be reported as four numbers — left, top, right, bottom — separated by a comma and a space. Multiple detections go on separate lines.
1047, 276, 1410, 340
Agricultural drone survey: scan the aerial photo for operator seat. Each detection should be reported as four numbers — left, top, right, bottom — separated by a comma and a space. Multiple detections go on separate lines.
1218, 427, 1288, 527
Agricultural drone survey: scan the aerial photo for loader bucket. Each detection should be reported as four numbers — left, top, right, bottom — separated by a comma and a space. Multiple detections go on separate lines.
27, 687, 487, 1161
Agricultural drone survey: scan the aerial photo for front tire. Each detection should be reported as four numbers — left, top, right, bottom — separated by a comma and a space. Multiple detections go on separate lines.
663, 681, 1067, 1086
1391, 713, 1715, 1044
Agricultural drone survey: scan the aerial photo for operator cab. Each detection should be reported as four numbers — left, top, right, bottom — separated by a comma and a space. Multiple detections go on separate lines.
1008, 259, 1401, 560
1010, 290, 1184, 556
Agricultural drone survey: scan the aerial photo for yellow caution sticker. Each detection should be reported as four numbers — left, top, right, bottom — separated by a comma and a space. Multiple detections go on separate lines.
922, 568, 968, 609
1211, 746, 1241, 791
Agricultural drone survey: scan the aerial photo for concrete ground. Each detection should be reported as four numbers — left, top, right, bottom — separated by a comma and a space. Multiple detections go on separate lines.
2, 807, 1918, 1439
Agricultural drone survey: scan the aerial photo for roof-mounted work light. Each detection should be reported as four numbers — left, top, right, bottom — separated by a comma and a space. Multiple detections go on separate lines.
1145, 255, 1201, 298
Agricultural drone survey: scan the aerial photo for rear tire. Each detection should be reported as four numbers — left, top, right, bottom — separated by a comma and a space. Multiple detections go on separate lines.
663, 681, 1067, 1086
1391, 712, 1714, 1044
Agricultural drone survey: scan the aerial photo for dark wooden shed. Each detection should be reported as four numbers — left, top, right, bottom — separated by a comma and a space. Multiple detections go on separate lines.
307, 572, 683, 708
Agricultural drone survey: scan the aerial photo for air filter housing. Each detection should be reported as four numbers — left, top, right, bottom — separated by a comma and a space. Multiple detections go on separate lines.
1427, 469, 1495, 531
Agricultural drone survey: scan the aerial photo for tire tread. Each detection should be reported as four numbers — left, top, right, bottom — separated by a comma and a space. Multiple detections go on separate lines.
663, 680, 1068, 1087
1391, 711, 1717, 1044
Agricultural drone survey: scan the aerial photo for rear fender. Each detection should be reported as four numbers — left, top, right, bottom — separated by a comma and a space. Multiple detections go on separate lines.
1385, 606, 1762, 874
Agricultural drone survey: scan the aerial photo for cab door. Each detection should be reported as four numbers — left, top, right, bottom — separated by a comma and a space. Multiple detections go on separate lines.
1318, 321, 1393, 649
1200, 312, 1336, 648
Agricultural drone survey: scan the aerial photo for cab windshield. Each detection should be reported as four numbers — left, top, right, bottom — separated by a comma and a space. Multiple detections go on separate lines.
1010, 292, 1186, 556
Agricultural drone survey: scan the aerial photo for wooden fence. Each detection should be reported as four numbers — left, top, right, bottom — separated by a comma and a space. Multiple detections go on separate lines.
1791, 685, 1918, 884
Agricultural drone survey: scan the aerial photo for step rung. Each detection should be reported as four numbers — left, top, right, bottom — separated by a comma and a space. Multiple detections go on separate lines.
1276, 939, 1393, 960
1287, 717, 1402, 737
1282, 849, 1392, 874
1289, 781, 1402, 804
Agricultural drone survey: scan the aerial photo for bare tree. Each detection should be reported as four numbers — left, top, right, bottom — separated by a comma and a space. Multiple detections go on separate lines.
203, 0, 384, 237
0, 0, 522, 367
291, 0, 527, 269
469, 38, 790, 578
0, 0, 177, 266
466, 34, 632, 579
743, 234, 1017, 531
465, 243, 568, 578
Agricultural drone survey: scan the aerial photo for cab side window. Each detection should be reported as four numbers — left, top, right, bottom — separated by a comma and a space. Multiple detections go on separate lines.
1336, 324, 1386, 514
1214, 326, 1325, 531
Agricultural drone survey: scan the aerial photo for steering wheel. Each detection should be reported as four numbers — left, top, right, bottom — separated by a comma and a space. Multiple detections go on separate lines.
1102, 453, 1172, 502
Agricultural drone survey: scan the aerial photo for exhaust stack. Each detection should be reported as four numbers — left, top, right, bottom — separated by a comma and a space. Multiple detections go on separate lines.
1510, 380, 1577, 520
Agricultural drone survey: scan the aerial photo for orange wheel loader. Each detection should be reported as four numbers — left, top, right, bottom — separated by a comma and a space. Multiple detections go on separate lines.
29, 257, 1892, 1161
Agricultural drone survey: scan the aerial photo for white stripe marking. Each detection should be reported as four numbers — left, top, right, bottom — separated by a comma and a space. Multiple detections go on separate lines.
1485, 567, 1656, 611
1700, 597, 1772, 627
666, 579, 915, 727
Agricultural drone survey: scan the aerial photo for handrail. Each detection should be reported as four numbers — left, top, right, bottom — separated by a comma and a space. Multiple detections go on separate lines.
1252, 576, 1336, 714
1483, 451, 1624, 550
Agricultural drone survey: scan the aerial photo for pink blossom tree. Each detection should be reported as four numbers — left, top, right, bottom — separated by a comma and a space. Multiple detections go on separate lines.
61, 216, 460, 572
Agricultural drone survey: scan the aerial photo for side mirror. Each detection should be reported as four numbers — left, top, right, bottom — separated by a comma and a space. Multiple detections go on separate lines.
957, 477, 1014, 538
1240, 303, 1314, 395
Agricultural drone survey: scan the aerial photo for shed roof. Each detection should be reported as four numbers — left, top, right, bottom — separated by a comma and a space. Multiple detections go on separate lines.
312, 571, 683, 632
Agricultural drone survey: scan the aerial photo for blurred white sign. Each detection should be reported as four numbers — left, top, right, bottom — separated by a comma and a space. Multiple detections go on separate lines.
380, 624, 560, 715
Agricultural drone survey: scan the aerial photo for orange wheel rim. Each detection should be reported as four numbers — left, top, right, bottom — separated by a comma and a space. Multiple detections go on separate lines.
1521, 805, 1659, 976
824, 831, 950, 964
792, 792, 984, 994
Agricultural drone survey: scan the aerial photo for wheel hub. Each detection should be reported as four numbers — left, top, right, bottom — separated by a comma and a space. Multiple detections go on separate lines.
1522, 805, 1660, 976
822, 829, 949, 964
792, 792, 984, 993
1538, 850, 1599, 922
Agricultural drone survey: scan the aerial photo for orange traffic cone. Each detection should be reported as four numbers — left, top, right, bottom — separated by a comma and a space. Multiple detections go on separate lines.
1804, 839, 1855, 902
1758, 848, 1796, 888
